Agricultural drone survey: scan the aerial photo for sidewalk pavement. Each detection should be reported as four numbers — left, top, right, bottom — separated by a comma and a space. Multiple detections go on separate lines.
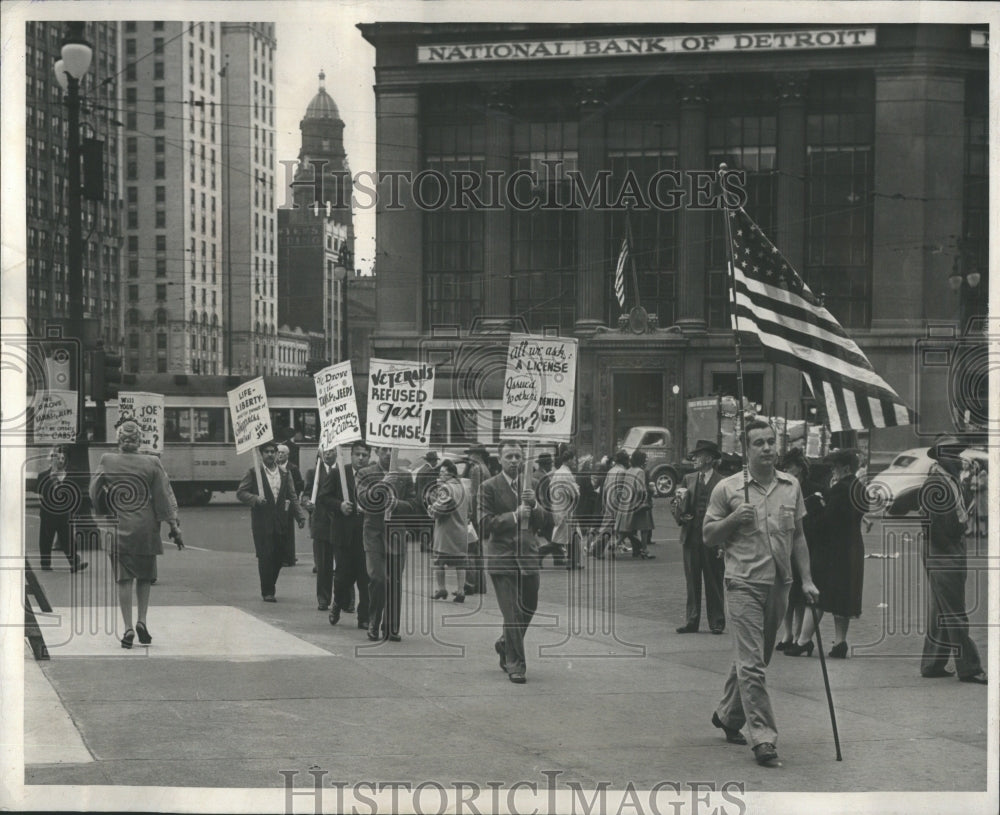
18, 518, 991, 797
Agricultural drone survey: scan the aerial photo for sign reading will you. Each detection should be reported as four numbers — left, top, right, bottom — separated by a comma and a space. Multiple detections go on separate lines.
500, 334, 578, 442
227, 377, 273, 455
419, 29, 876, 62
314, 360, 362, 451
366, 359, 435, 449
117, 391, 165, 454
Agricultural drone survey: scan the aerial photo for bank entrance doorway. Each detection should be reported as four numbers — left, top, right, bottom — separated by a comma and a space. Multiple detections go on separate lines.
613, 372, 664, 448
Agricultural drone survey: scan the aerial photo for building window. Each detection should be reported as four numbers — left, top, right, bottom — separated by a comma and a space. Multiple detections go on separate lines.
606, 87, 681, 326
156, 235, 167, 253
156, 284, 167, 301
962, 73, 989, 323
702, 76, 779, 329
511, 115, 578, 333
804, 72, 874, 329
128, 285, 138, 302
156, 257, 167, 276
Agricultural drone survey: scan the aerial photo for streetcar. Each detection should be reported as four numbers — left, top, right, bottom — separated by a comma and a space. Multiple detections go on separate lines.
25, 374, 521, 505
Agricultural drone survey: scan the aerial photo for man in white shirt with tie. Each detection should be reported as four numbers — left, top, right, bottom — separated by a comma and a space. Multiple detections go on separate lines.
478, 441, 551, 684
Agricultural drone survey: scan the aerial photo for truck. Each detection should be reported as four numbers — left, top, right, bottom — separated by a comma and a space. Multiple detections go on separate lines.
620, 396, 824, 497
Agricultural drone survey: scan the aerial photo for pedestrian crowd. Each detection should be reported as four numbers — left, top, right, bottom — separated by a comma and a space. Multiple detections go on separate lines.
34, 423, 987, 769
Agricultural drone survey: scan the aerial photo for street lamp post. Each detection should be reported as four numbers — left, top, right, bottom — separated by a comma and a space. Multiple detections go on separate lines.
54, 22, 93, 473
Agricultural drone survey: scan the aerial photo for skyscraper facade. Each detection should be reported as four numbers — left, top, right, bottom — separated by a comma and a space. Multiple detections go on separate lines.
26, 20, 123, 348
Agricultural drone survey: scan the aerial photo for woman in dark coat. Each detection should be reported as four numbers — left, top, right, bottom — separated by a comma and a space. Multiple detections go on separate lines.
780, 448, 827, 656
793, 449, 867, 658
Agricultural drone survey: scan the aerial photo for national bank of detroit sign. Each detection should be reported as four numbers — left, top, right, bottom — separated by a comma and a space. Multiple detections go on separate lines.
418, 28, 877, 63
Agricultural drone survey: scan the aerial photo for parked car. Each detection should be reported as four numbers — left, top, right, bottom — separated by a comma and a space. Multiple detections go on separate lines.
619, 426, 695, 497
864, 445, 987, 517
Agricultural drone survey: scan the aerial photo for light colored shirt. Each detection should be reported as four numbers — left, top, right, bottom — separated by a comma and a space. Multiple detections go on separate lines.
704, 468, 805, 585
264, 464, 282, 500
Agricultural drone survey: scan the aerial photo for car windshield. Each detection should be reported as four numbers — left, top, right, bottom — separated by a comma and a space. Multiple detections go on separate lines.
891, 455, 918, 468
621, 428, 645, 450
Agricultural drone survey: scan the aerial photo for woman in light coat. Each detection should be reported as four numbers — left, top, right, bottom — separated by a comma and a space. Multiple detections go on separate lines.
429, 459, 471, 602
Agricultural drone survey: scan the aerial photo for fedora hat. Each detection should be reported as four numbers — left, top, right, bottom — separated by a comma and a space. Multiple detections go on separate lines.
688, 439, 721, 460
927, 434, 966, 461
423, 450, 440, 464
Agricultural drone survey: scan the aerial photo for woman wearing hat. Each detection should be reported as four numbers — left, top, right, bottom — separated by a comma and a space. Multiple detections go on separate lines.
777, 447, 827, 655
787, 449, 866, 658
90, 419, 184, 649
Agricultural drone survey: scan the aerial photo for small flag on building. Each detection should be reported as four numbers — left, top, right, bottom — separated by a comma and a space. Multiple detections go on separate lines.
726, 208, 913, 433
614, 234, 628, 309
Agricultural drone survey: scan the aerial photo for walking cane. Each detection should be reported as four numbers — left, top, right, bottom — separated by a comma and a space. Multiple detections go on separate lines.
809, 603, 843, 760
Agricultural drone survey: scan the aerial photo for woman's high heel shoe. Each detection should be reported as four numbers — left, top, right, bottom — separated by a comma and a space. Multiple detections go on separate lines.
121, 628, 135, 649
775, 639, 793, 652
135, 621, 152, 645
828, 641, 848, 659
783, 640, 814, 657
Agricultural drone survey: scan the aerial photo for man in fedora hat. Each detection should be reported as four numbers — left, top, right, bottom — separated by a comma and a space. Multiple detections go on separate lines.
673, 439, 726, 634
920, 435, 987, 684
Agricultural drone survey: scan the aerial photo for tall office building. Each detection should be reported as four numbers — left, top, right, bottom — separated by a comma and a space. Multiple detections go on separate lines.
121, 20, 276, 376
221, 22, 278, 376
26, 21, 123, 347
122, 20, 223, 375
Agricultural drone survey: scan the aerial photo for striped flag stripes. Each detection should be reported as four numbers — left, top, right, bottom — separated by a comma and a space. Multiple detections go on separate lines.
614, 235, 628, 309
726, 208, 913, 433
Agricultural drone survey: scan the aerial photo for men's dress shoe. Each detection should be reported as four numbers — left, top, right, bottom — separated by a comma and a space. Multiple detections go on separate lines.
453, 593, 465, 603
367, 628, 380, 641
712, 712, 747, 745
329, 607, 341, 625
710, 628, 724, 635
345, 605, 356, 614
753, 742, 780, 767
959, 671, 988, 685
318, 604, 329, 611
494, 640, 507, 672
71, 561, 89, 574
263, 595, 277, 603
676, 624, 699, 634
387, 633, 402, 642
921, 667, 955, 678
828, 641, 849, 659
508, 672, 526, 684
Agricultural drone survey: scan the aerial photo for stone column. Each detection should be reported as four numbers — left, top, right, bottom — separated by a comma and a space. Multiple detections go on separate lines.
775, 72, 808, 274
573, 78, 608, 336
675, 76, 709, 334
870, 71, 965, 330
374, 87, 421, 334
482, 82, 513, 319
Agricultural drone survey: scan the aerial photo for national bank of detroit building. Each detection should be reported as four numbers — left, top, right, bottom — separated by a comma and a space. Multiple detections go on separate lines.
358, 23, 989, 456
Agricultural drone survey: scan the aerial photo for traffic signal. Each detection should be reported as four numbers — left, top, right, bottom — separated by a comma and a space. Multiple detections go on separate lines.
91, 345, 123, 402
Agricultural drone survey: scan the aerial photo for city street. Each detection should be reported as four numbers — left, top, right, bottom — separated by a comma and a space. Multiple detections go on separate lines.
20, 498, 990, 800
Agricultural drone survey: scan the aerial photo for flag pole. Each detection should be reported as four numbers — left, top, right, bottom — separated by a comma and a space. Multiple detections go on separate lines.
719, 163, 751, 502
625, 207, 641, 310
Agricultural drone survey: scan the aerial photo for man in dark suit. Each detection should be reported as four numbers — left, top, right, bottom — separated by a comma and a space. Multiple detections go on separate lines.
357, 446, 420, 641
236, 441, 306, 601
674, 439, 726, 634
328, 441, 371, 629
277, 444, 304, 566
480, 440, 551, 684
304, 446, 339, 610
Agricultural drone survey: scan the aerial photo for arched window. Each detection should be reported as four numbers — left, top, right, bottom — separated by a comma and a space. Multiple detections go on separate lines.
155, 308, 167, 325
126, 308, 140, 326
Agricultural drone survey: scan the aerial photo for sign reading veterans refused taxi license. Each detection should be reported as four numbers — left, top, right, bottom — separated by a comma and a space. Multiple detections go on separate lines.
116, 392, 165, 453
227, 377, 273, 455
314, 360, 362, 451
418, 28, 876, 62
500, 334, 577, 442
366, 359, 435, 449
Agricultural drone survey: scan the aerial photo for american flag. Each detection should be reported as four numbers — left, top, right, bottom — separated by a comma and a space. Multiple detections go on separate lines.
613, 234, 628, 309
727, 208, 913, 433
